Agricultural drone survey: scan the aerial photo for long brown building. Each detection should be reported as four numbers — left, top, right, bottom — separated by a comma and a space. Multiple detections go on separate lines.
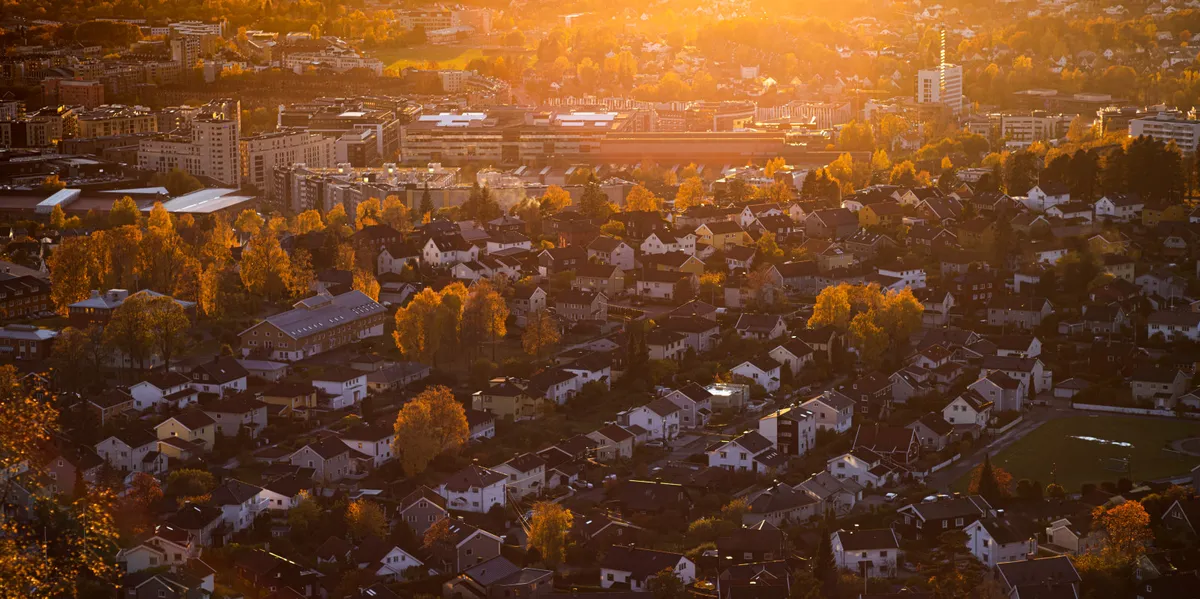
238, 290, 387, 362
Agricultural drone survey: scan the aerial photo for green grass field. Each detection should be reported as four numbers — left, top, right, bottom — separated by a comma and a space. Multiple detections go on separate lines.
373, 45, 485, 70
955, 415, 1200, 492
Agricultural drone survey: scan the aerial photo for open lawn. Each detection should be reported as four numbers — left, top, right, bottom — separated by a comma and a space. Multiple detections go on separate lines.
372, 45, 485, 70
954, 415, 1200, 492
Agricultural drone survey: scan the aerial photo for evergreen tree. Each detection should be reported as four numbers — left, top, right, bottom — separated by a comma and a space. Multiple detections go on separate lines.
420, 184, 433, 216
976, 453, 1002, 504
814, 528, 838, 598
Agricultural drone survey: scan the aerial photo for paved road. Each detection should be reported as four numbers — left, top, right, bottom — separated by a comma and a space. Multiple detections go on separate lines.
924, 401, 1075, 490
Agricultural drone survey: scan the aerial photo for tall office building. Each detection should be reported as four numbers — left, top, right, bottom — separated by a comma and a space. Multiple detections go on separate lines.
240, 129, 336, 195
917, 64, 964, 115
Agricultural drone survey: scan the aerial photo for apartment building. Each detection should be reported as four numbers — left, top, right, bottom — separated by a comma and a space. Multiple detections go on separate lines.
77, 105, 158, 138
401, 110, 638, 163
1129, 109, 1200, 152
240, 129, 335, 194
139, 116, 239, 186
916, 64, 963, 114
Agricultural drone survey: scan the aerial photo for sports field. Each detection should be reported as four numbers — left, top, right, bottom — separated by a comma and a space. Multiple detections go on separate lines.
373, 45, 485, 70
954, 415, 1200, 492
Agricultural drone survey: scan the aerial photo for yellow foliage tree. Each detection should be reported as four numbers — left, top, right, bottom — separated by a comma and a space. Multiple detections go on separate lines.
353, 267, 380, 301
527, 501, 573, 566
234, 208, 263, 235
624, 184, 661, 212
849, 310, 888, 370
675, 176, 705, 211
346, 499, 388, 541
293, 209, 325, 234
356, 197, 383, 229
522, 309, 560, 360
391, 385, 469, 477
808, 285, 851, 329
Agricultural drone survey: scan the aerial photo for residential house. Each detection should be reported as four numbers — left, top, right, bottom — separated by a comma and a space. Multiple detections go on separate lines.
259, 382, 318, 420
423, 234, 479, 266
853, 424, 920, 466
472, 377, 545, 421
209, 479, 268, 533
731, 355, 783, 393
600, 547, 695, 590
805, 208, 859, 240
189, 356, 249, 397
128, 372, 197, 412
897, 495, 992, 539
288, 437, 353, 483
758, 404, 815, 457
967, 373, 1022, 412
663, 382, 714, 429
95, 429, 164, 474
555, 289, 608, 322
769, 338, 815, 376
617, 399, 682, 441
798, 471, 862, 516
586, 424, 635, 461
640, 230, 696, 256
832, 529, 902, 578
154, 411, 216, 452
735, 313, 788, 341
995, 556, 1081, 599
1024, 182, 1071, 211
987, 296, 1053, 330
696, 221, 750, 250
801, 391, 855, 433
89, 389, 136, 426
1130, 365, 1190, 407
907, 413, 954, 451
587, 236, 635, 271
340, 424, 396, 468
399, 486, 448, 535
437, 465, 507, 513
312, 368, 368, 410
494, 453, 546, 499
980, 355, 1051, 397
429, 520, 503, 572
1094, 194, 1143, 222
202, 395, 268, 438
741, 483, 820, 527
636, 269, 695, 301
965, 517, 1037, 569
573, 264, 625, 296
1148, 311, 1200, 341
707, 431, 787, 474
1045, 517, 1104, 555
826, 447, 898, 488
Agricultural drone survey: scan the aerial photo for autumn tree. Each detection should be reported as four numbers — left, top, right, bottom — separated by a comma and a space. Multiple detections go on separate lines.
49, 204, 67, 230
462, 279, 509, 360
522, 309, 560, 360
353, 267, 380, 301
756, 231, 784, 263
346, 499, 388, 540
198, 265, 223, 318
103, 293, 155, 372
49, 326, 96, 392
527, 501, 572, 566
356, 197, 383, 228
877, 288, 924, 345
47, 236, 95, 314
675, 176, 705, 211
423, 518, 456, 559
143, 294, 191, 368
294, 209, 325, 234
648, 568, 688, 599
579, 176, 613, 220
234, 208, 264, 235
848, 311, 888, 370
109, 195, 141, 227
288, 490, 321, 535
625, 184, 661, 212
240, 229, 291, 301
1095, 501, 1152, 559
286, 248, 315, 300
392, 386, 469, 477
809, 285, 851, 329
394, 288, 443, 365
0, 378, 119, 596
118, 472, 162, 537
93, 225, 143, 291
541, 185, 572, 214
381, 195, 412, 232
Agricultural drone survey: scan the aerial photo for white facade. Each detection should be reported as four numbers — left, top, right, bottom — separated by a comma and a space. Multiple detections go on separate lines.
639, 232, 696, 256
139, 117, 239, 187
965, 520, 1035, 569
313, 373, 368, 410
916, 64, 963, 114
341, 432, 397, 467
438, 480, 505, 514
877, 266, 927, 289
1094, 195, 1143, 222
240, 130, 335, 194
731, 360, 781, 392
832, 530, 901, 578
1130, 111, 1200, 152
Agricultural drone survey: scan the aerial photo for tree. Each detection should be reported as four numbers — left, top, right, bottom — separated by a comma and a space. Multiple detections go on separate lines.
49, 326, 95, 392
926, 530, 988, 599
625, 184, 661, 212
423, 518, 456, 560
49, 204, 67, 230
877, 288, 924, 345
1046, 483, 1067, 498
165, 468, 216, 499
1003, 150, 1039, 195
848, 311, 887, 370
809, 285, 851, 329
234, 209, 263, 236
579, 176, 612, 220
420, 185, 434, 217
346, 499, 388, 540
294, 209, 325, 234
764, 157, 787, 178
288, 490, 321, 535
109, 195, 141, 227
522, 310, 560, 360
356, 197, 383, 228
381, 195, 412, 232
286, 249, 315, 300
756, 232, 784, 263
888, 161, 919, 186
240, 229, 291, 301
540, 185, 572, 214
353, 267, 380, 301
675, 176, 705, 211
143, 294, 191, 369
969, 454, 1012, 504
813, 529, 837, 598
118, 472, 162, 537
103, 292, 155, 372
40, 174, 66, 193
392, 386, 469, 477
198, 264, 223, 318
47, 236, 94, 314
648, 568, 688, 599
527, 501, 572, 566
1095, 501, 1151, 559
463, 280, 509, 361
394, 288, 443, 365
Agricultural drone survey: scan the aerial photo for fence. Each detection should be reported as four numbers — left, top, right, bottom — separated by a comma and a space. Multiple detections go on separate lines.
1071, 403, 1200, 419
914, 453, 961, 479
988, 416, 1024, 435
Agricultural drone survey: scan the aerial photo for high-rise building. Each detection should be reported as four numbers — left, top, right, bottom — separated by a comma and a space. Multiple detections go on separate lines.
916, 64, 963, 115
240, 129, 336, 196
139, 116, 239, 186
77, 105, 158, 138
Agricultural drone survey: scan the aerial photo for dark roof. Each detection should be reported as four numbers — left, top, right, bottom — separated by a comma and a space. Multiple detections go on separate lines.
735, 313, 783, 333
168, 504, 223, 529
600, 546, 685, 580
912, 412, 953, 437
744, 483, 816, 514
341, 424, 394, 442
301, 437, 351, 460
163, 410, 215, 430
834, 528, 899, 551
209, 479, 263, 506
902, 495, 991, 522
192, 356, 249, 384
400, 485, 447, 511
593, 423, 635, 443
442, 465, 506, 492
502, 452, 546, 473
996, 555, 1081, 589
854, 424, 916, 453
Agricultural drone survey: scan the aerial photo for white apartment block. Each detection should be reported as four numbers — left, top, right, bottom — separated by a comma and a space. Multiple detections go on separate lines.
1000, 113, 1073, 147
1129, 110, 1200, 153
916, 64, 963, 115
240, 130, 335, 194
282, 51, 384, 76
139, 116, 239, 186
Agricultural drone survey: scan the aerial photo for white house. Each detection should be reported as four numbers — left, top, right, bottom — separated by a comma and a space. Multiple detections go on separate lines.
340, 424, 396, 467
1148, 311, 1200, 342
967, 372, 1023, 413
1023, 182, 1070, 212
965, 518, 1036, 568
943, 390, 995, 429
600, 546, 695, 590
826, 447, 896, 488
493, 453, 547, 499
801, 391, 855, 433
188, 357, 248, 397
979, 355, 1051, 398
118, 525, 196, 573
707, 431, 784, 474
209, 479, 268, 533
422, 234, 478, 266
731, 355, 783, 393
1093, 194, 1143, 223
769, 338, 815, 376
95, 430, 165, 474
640, 230, 696, 256
832, 529, 901, 578
618, 398, 682, 441
377, 243, 420, 274
587, 236, 636, 271
877, 265, 927, 289
128, 372, 198, 411
437, 465, 507, 514
662, 382, 713, 429
312, 368, 368, 410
